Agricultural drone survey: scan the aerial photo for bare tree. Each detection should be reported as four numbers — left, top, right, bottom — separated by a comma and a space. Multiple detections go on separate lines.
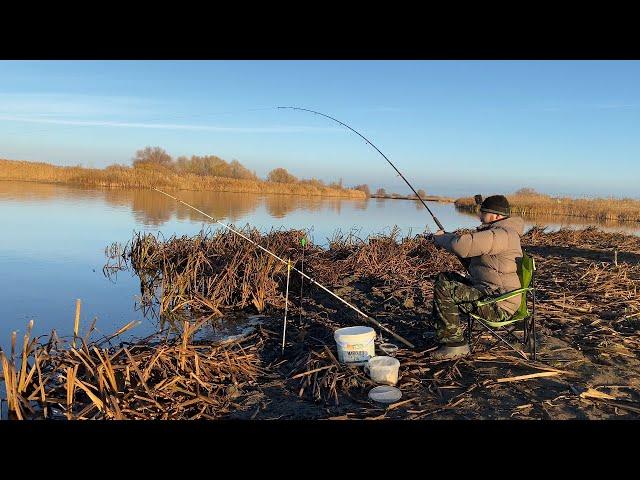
353, 184, 371, 196
267, 167, 298, 183
515, 187, 539, 196
132, 147, 173, 168
229, 159, 257, 180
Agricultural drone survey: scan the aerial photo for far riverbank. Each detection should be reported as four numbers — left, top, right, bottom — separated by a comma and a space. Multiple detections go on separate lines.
0, 158, 366, 199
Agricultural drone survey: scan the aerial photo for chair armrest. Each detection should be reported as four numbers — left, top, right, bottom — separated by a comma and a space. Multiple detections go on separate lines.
476, 287, 532, 307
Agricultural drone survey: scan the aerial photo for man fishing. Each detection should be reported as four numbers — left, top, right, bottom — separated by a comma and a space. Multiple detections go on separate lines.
429, 195, 525, 360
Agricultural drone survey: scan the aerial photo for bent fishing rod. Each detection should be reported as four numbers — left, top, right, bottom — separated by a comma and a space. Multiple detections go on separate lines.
153, 188, 415, 349
277, 106, 446, 232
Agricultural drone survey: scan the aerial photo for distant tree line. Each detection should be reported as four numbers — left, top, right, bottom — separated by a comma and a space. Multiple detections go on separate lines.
132, 147, 257, 181
129, 146, 372, 192
373, 187, 428, 198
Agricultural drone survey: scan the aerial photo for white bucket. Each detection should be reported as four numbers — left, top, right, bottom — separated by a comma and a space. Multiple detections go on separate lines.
365, 356, 400, 385
333, 326, 376, 365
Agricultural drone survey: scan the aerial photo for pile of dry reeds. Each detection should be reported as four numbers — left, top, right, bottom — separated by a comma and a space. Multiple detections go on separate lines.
105, 227, 462, 321
107, 228, 313, 316
0, 317, 265, 420
524, 225, 640, 253
285, 346, 375, 406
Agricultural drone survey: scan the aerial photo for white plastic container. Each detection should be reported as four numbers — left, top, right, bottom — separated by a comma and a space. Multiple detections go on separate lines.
333, 326, 376, 365
365, 355, 400, 385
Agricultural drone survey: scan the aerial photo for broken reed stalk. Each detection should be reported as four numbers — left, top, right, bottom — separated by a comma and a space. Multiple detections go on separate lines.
73, 299, 81, 349
496, 371, 563, 383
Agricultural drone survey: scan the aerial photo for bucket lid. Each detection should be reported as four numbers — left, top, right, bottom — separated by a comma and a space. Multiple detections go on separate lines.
334, 326, 376, 342
368, 385, 402, 404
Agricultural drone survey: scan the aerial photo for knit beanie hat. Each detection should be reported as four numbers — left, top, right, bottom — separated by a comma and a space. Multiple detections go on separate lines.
479, 195, 510, 216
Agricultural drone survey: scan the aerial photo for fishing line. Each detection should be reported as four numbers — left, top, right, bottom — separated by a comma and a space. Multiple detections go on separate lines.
154, 187, 415, 349
276, 106, 446, 232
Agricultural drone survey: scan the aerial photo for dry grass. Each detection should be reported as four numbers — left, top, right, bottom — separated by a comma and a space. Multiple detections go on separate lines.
455, 190, 640, 222
0, 316, 266, 420
0, 158, 366, 199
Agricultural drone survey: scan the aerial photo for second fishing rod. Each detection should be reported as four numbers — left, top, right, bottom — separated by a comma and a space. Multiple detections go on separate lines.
153, 188, 415, 349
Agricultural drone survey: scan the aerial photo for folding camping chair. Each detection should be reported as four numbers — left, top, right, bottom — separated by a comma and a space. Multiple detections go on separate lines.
466, 250, 537, 360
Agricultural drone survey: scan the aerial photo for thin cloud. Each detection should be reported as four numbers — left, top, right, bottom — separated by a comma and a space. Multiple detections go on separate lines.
0, 115, 344, 133
526, 103, 640, 113
590, 103, 638, 110
0, 92, 154, 117
343, 106, 410, 114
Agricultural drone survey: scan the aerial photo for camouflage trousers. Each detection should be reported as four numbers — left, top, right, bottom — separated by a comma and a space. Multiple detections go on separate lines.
432, 272, 511, 345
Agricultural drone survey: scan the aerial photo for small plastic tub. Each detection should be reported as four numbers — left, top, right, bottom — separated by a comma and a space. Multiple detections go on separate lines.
365, 355, 401, 385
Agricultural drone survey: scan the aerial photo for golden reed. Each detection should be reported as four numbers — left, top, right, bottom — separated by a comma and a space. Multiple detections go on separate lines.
0, 158, 366, 199
455, 190, 640, 223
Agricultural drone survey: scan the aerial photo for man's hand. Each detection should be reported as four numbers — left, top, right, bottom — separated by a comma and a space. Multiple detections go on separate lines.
434, 229, 446, 236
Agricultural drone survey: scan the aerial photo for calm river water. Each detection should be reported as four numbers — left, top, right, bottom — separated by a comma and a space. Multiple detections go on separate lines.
2, 180, 639, 350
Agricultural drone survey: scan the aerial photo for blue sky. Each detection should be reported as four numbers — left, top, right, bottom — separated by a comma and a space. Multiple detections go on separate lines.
0, 60, 639, 198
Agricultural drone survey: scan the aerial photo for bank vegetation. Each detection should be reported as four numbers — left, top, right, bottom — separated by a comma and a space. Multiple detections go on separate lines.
0, 147, 366, 199
455, 188, 640, 223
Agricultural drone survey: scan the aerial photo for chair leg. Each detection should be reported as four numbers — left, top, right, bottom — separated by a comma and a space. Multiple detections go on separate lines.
530, 314, 536, 361
505, 325, 520, 344
476, 320, 529, 361
532, 276, 537, 361
519, 316, 537, 361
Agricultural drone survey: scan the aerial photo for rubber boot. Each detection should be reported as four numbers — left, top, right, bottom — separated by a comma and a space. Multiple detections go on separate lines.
430, 342, 470, 360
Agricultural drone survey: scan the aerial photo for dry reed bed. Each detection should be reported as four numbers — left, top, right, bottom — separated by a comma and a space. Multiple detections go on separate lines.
0, 159, 365, 199
524, 225, 640, 253
456, 192, 640, 222
106, 226, 640, 353
5, 226, 640, 419
105, 227, 461, 320
0, 318, 267, 420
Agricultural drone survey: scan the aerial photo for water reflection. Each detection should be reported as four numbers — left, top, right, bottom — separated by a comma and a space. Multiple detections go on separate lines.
2, 180, 640, 351
102, 189, 262, 226
0, 182, 369, 227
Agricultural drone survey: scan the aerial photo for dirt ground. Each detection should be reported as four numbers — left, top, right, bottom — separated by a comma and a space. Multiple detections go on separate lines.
219, 233, 640, 420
